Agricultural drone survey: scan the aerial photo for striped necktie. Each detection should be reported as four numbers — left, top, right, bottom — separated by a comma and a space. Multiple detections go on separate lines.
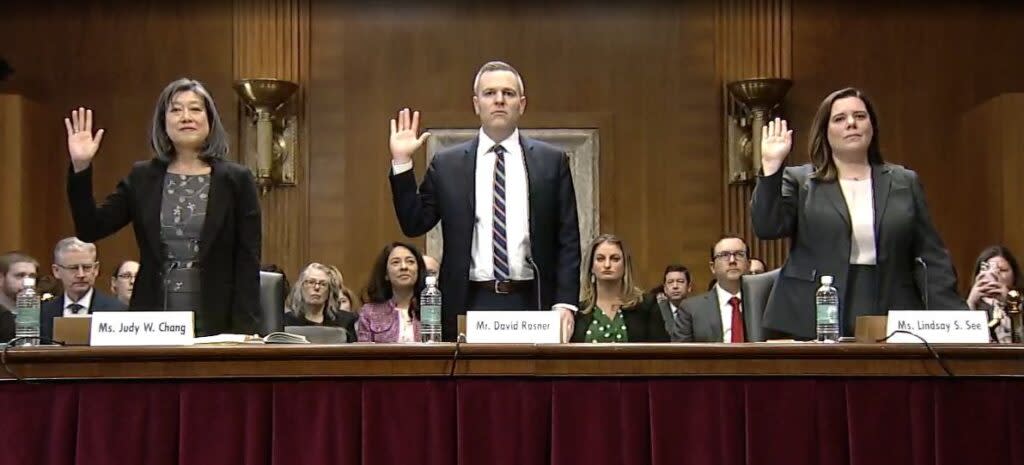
492, 144, 510, 281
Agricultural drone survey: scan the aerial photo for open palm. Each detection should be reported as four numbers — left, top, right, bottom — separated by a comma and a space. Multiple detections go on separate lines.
760, 117, 792, 173
389, 108, 431, 162
64, 107, 105, 172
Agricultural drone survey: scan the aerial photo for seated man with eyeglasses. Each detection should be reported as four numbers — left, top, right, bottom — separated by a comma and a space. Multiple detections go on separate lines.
41, 237, 127, 341
678, 234, 754, 343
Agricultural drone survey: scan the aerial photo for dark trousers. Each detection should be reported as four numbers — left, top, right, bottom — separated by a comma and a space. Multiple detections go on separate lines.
466, 281, 540, 311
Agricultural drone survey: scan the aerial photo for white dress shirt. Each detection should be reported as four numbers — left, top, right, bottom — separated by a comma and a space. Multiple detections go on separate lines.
397, 306, 416, 343
839, 178, 877, 265
62, 287, 94, 318
392, 128, 533, 281
714, 284, 742, 343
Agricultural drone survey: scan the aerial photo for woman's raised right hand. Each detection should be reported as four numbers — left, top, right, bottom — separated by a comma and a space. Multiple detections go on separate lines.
64, 107, 105, 173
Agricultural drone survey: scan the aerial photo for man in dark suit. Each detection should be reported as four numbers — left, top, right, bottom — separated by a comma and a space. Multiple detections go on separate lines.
0, 251, 39, 311
389, 61, 581, 342
655, 264, 693, 342
40, 237, 126, 341
679, 235, 764, 343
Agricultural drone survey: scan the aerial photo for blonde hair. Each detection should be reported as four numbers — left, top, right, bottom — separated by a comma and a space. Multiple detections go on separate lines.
285, 263, 346, 321
579, 234, 644, 315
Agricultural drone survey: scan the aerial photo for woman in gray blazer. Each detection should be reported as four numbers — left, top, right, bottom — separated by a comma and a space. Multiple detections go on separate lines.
751, 87, 965, 339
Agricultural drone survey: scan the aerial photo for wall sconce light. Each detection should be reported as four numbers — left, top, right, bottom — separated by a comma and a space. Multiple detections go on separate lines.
725, 78, 792, 184
233, 78, 299, 194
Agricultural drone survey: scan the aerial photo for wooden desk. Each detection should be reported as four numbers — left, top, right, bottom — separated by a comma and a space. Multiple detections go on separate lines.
2, 343, 1023, 380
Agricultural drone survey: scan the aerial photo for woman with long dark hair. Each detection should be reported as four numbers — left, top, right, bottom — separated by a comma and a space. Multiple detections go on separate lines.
356, 242, 426, 343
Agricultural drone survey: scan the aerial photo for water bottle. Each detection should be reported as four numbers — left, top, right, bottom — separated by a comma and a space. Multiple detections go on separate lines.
14, 277, 41, 345
420, 274, 442, 343
815, 275, 839, 343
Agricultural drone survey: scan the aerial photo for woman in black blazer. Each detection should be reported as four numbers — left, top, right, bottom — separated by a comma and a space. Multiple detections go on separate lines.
751, 87, 964, 340
571, 234, 669, 343
64, 78, 262, 336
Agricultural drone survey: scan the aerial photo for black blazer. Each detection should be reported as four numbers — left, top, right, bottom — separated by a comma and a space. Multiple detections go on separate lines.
67, 158, 262, 336
570, 296, 670, 343
751, 163, 965, 339
283, 311, 358, 343
677, 289, 764, 342
0, 306, 13, 342
390, 135, 581, 341
39, 290, 126, 341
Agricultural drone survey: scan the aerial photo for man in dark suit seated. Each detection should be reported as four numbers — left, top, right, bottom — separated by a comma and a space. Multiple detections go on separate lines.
679, 235, 757, 343
41, 237, 126, 341
655, 265, 693, 342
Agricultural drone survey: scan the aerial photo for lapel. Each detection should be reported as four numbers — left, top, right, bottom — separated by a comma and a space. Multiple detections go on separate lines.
139, 161, 168, 261
706, 292, 724, 342
462, 138, 480, 215
520, 135, 540, 237
820, 179, 851, 229
197, 160, 230, 262
871, 163, 892, 239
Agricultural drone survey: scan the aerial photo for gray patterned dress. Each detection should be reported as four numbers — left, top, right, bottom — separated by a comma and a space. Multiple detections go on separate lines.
160, 173, 209, 328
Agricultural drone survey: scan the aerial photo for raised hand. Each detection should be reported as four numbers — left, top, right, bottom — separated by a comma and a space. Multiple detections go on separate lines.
760, 117, 792, 176
389, 108, 431, 163
64, 107, 105, 173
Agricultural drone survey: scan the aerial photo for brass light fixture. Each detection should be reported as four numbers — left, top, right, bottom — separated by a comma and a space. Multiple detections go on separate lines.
725, 78, 792, 184
233, 78, 299, 194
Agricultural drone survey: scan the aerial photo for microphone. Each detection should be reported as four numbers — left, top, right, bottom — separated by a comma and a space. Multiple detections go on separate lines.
915, 257, 929, 310
524, 256, 543, 311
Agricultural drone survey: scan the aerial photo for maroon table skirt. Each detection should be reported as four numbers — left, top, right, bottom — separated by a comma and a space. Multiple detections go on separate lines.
0, 377, 1021, 465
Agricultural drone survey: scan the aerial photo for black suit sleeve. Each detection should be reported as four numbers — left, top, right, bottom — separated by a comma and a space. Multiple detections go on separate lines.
908, 170, 967, 309
554, 154, 581, 307
0, 308, 13, 342
389, 162, 442, 237
751, 167, 799, 240
67, 164, 133, 242
640, 297, 670, 342
232, 168, 263, 333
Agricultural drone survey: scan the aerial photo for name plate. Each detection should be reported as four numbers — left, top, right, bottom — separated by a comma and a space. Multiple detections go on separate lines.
885, 310, 989, 343
466, 311, 561, 343
90, 312, 195, 346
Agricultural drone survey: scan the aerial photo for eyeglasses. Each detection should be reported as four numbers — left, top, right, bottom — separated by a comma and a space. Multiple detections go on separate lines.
116, 273, 136, 280
303, 279, 330, 288
56, 262, 99, 273
712, 251, 747, 262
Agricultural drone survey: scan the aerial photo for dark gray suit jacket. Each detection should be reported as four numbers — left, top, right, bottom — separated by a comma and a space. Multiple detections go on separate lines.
40, 289, 126, 341
751, 163, 965, 339
678, 289, 762, 342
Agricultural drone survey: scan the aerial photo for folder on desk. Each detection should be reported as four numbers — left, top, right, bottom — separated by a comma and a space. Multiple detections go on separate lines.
53, 317, 92, 346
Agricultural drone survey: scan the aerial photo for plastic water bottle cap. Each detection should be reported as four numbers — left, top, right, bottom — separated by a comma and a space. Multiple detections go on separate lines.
820, 275, 833, 285
425, 276, 437, 286
22, 277, 35, 287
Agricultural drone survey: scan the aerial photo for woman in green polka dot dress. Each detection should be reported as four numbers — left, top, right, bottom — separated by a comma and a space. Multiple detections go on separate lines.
571, 234, 670, 343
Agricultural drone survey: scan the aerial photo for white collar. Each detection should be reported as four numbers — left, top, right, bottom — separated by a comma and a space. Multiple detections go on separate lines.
64, 287, 95, 310
714, 283, 741, 305
478, 128, 521, 154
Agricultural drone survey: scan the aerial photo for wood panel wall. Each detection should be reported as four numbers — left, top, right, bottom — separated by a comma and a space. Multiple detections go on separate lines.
233, 0, 311, 278
307, 2, 722, 294
1, 2, 237, 278
789, 1, 1024, 292
3, 1, 1023, 297
716, 0, 792, 270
